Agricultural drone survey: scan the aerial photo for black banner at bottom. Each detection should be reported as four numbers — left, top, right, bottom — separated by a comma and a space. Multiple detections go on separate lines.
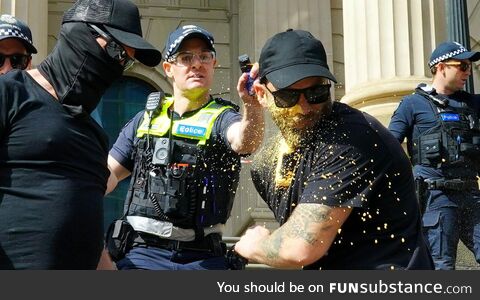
1, 270, 477, 300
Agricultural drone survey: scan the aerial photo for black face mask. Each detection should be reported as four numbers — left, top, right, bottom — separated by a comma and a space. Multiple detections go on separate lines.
38, 22, 124, 114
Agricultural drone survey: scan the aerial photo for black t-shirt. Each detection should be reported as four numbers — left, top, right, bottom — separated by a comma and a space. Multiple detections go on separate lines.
251, 102, 432, 269
0, 71, 109, 269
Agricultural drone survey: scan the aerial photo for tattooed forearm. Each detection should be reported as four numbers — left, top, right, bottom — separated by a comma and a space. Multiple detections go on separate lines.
297, 204, 333, 223
261, 231, 282, 262
249, 204, 351, 268
286, 219, 318, 245
259, 204, 334, 265
284, 204, 333, 245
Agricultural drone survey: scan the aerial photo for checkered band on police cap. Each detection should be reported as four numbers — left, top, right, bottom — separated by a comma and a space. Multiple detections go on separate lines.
429, 41, 480, 67
164, 25, 215, 60
0, 14, 37, 54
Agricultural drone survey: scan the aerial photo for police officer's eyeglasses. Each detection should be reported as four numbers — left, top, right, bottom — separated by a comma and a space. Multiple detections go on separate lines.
0, 54, 31, 70
167, 51, 216, 67
265, 84, 332, 108
88, 24, 134, 70
443, 61, 472, 72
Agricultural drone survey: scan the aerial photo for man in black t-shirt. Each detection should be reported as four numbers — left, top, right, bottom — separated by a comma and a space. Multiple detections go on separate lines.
234, 29, 433, 270
0, 0, 161, 269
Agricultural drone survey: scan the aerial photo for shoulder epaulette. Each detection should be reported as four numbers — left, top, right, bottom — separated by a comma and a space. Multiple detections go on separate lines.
213, 97, 240, 112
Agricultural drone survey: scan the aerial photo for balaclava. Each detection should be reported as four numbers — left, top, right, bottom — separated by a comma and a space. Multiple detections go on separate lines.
38, 22, 123, 114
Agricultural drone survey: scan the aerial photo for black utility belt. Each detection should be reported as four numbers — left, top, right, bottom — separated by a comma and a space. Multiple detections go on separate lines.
424, 178, 479, 191
133, 232, 225, 256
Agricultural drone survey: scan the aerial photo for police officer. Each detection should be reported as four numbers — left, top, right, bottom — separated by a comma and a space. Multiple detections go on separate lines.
389, 41, 480, 269
0, 14, 37, 74
105, 25, 264, 270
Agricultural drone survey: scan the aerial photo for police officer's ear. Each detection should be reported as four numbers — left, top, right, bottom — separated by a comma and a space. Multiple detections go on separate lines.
435, 62, 447, 76
163, 60, 174, 79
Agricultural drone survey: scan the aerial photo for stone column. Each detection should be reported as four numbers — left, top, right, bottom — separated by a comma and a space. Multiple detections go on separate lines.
446, 0, 474, 92
0, 0, 48, 66
342, 0, 447, 125
468, 0, 480, 95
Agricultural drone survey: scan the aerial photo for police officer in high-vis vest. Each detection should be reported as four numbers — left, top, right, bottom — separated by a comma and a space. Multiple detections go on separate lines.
389, 41, 480, 270
104, 25, 264, 270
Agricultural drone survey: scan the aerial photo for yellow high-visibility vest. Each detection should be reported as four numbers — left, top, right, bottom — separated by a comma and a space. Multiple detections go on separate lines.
136, 96, 233, 145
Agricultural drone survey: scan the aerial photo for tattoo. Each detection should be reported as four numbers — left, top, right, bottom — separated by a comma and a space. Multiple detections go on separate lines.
285, 204, 333, 245
260, 204, 333, 264
262, 231, 282, 262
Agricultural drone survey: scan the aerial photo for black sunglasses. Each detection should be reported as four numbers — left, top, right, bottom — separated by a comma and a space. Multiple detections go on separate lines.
0, 54, 31, 70
88, 24, 134, 70
265, 84, 332, 108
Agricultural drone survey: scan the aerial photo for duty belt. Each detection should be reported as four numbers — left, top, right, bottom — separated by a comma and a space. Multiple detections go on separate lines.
424, 178, 479, 191
133, 231, 225, 256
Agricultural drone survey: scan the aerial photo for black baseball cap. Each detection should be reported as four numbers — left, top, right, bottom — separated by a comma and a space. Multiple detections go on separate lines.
0, 14, 37, 54
259, 29, 336, 89
62, 0, 161, 67
163, 25, 215, 60
429, 41, 480, 68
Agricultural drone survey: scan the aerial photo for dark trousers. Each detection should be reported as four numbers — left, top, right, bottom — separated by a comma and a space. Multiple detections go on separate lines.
116, 245, 228, 270
422, 189, 480, 270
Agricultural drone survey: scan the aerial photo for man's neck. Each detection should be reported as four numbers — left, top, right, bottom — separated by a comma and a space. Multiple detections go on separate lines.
432, 79, 457, 96
27, 69, 58, 99
172, 88, 210, 116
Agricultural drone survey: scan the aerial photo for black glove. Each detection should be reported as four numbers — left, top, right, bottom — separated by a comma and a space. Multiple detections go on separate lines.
225, 245, 248, 270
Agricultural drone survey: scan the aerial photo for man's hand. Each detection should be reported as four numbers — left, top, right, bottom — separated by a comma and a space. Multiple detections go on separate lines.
96, 248, 117, 270
233, 204, 352, 269
237, 62, 261, 107
228, 62, 265, 155
234, 225, 270, 262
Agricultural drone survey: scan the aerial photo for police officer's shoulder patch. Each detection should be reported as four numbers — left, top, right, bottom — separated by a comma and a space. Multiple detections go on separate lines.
214, 97, 240, 112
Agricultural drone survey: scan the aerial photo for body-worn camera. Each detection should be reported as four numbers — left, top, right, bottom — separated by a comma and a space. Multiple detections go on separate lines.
150, 138, 197, 221
152, 137, 170, 166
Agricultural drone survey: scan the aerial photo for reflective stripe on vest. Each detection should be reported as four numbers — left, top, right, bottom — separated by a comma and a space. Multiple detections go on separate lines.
136, 96, 232, 145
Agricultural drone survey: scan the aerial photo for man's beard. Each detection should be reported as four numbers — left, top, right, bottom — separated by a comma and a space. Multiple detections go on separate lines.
269, 106, 322, 149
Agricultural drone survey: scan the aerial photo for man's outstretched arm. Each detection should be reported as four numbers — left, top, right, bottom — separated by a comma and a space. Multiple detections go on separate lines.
235, 203, 352, 268
227, 65, 265, 155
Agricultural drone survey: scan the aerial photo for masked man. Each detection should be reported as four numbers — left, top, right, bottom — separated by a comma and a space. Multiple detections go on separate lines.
0, 0, 161, 269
